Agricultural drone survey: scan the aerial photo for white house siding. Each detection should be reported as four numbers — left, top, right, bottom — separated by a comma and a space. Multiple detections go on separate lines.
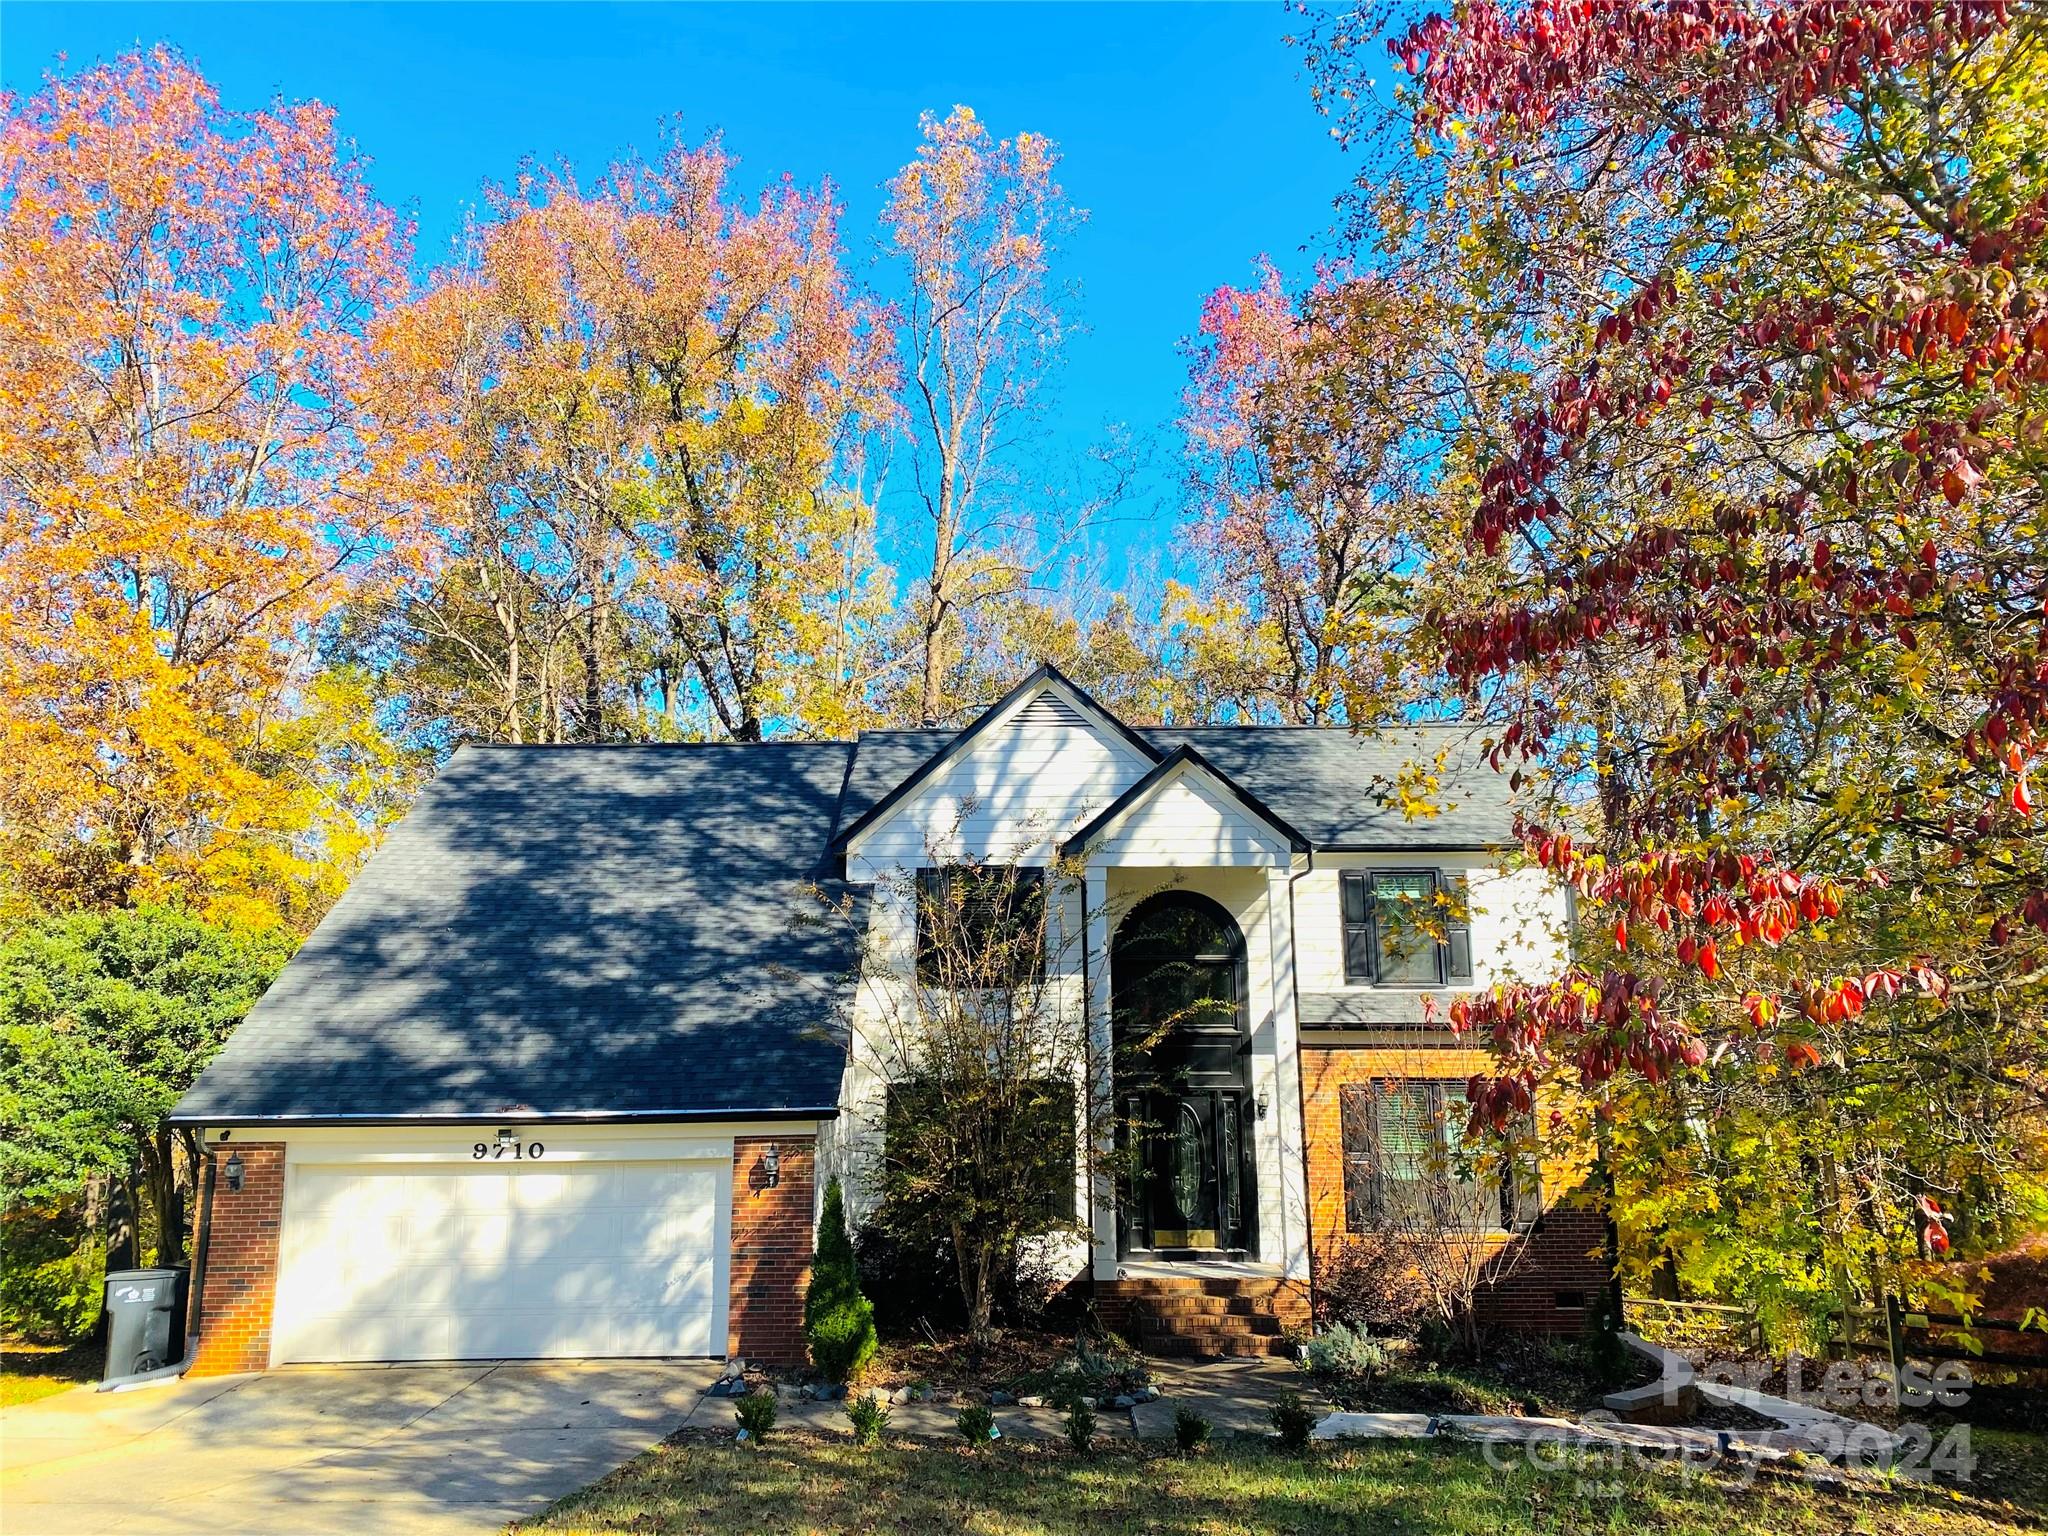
847, 715, 1151, 874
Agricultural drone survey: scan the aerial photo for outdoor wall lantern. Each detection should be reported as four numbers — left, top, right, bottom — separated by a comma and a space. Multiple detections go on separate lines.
760, 1142, 781, 1189
496, 1126, 518, 1152
223, 1151, 245, 1193
1255, 1090, 1271, 1121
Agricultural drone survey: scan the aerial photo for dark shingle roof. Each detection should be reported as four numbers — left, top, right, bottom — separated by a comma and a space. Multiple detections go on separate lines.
832, 725, 1514, 850
1144, 727, 1514, 848
174, 744, 863, 1124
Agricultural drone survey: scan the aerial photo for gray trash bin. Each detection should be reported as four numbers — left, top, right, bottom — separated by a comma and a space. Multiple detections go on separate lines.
103, 1267, 187, 1383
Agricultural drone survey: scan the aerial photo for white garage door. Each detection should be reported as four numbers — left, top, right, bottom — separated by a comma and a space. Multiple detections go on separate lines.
272, 1160, 724, 1364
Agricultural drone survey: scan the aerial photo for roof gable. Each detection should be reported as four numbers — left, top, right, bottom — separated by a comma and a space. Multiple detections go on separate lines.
831, 664, 1158, 856
1060, 744, 1309, 860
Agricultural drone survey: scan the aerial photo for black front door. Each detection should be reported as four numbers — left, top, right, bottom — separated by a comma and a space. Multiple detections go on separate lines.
1133, 1088, 1254, 1252
1112, 891, 1257, 1257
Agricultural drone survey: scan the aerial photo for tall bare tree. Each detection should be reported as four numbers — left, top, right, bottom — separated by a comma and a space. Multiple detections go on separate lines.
881, 106, 1082, 726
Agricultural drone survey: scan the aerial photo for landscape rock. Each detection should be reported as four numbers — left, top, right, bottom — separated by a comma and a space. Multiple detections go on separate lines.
1112, 1394, 1138, 1409
988, 1390, 1015, 1406
1016, 1395, 1047, 1409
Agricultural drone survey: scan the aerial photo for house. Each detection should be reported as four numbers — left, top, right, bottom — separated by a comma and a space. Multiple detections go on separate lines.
171, 666, 1609, 1374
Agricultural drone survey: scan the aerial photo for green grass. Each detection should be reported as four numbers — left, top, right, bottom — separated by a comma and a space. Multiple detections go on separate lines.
0, 1339, 98, 1408
524, 1427, 2048, 1536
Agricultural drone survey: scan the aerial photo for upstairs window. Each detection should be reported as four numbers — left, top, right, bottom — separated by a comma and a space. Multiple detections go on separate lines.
1340, 870, 1473, 987
914, 866, 1047, 988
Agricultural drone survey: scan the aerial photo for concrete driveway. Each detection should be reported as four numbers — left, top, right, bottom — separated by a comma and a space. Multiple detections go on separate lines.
0, 1359, 722, 1536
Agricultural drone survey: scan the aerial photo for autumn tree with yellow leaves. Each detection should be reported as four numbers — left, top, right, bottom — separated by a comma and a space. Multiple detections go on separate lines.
0, 48, 435, 929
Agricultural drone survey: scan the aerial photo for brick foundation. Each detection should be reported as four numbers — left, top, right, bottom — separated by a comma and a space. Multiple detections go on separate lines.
1300, 1044, 1611, 1334
188, 1141, 285, 1375
728, 1135, 815, 1364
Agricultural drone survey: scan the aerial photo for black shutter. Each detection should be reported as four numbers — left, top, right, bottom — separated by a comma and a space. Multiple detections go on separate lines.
1340, 871, 1375, 982
1500, 1106, 1540, 1230
1443, 872, 1473, 982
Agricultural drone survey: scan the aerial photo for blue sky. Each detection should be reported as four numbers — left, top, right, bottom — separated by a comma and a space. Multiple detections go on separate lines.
3, 2, 1361, 592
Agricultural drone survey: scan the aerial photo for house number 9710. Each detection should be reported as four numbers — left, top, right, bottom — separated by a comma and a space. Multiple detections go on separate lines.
473, 1140, 545, 1160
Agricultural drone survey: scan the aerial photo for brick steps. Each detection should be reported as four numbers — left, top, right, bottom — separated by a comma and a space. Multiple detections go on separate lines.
1142, 1297, 1286, 1323
1141, 1329, 1296, 1359
1094, 1271, 1310, 1361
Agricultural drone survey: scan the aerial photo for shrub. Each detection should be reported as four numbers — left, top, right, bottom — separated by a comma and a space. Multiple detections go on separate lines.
1269, 1389, 1318, 1454
1303, 1322, 1387, 1386
1172, 1406, 1211, 1454
1021, 1330, 1148, 1410
734, 1389, 777, 1444
853, 1222, 966, 1335
1063, 1396, 1096, 1454
853, 1219, 1071, 1338
1575, 1290, 1633, 1385
956, 1402, 996, 1448
845, 1391, 890, 1448
0, 1202, 103, 1343
804, 1178, 877, 1383
1313, 1238, 1428, 1334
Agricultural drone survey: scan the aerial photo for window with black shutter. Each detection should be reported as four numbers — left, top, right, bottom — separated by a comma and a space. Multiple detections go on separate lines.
1339, 1078, 1515, 1232
915, 865, 1047, 987
1339, 870, 1475, 987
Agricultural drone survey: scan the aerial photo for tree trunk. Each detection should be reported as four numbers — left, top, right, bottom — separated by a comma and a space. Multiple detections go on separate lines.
107, 1176, 137, 1273
919, 592, 948, 729
580, 598, 603, 742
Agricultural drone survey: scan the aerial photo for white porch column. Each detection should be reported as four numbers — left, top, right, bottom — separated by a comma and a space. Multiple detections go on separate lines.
1084, 862, 1119, 1280
1265, 865, 1312, 1280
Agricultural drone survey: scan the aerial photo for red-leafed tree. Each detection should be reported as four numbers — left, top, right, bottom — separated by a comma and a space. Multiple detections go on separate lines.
1289, 0, 2048, 1299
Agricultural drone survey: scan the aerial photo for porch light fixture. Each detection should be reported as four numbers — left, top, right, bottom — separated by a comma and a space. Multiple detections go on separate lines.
760, 1142, 781, 1189
223, 1151, 245, 1193
496, 1126, 518, 1152
1255, 1090, 1271, 1121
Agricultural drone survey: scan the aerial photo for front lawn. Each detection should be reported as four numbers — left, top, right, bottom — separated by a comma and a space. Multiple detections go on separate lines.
0, 1338, 98, 1408
525, 1427, 2048, 1536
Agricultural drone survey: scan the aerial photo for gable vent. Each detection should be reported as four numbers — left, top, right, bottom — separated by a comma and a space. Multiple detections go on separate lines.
1009, 693, 1087, 728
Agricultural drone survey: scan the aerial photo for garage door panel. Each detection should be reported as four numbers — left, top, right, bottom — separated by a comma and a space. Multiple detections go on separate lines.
507, 1205, 623, 1261
273, 1160, 725, 1364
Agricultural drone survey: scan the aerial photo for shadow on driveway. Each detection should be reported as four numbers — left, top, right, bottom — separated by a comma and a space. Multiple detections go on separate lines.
0, 1359, 719, 1536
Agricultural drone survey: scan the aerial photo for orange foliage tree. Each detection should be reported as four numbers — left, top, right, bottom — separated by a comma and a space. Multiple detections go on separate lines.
377, 138, 893, 745
0, 49, 441, 927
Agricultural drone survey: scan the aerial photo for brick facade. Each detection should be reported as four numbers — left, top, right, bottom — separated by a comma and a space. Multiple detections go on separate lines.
727, 1135, 815, 1365
188, 1141, 285, 1376
1300, 1044, 1611, 1334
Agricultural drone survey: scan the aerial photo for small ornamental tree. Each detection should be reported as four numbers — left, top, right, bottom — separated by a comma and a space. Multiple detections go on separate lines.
804, 1177, 877, 1383
843, 826, 1121, 1350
